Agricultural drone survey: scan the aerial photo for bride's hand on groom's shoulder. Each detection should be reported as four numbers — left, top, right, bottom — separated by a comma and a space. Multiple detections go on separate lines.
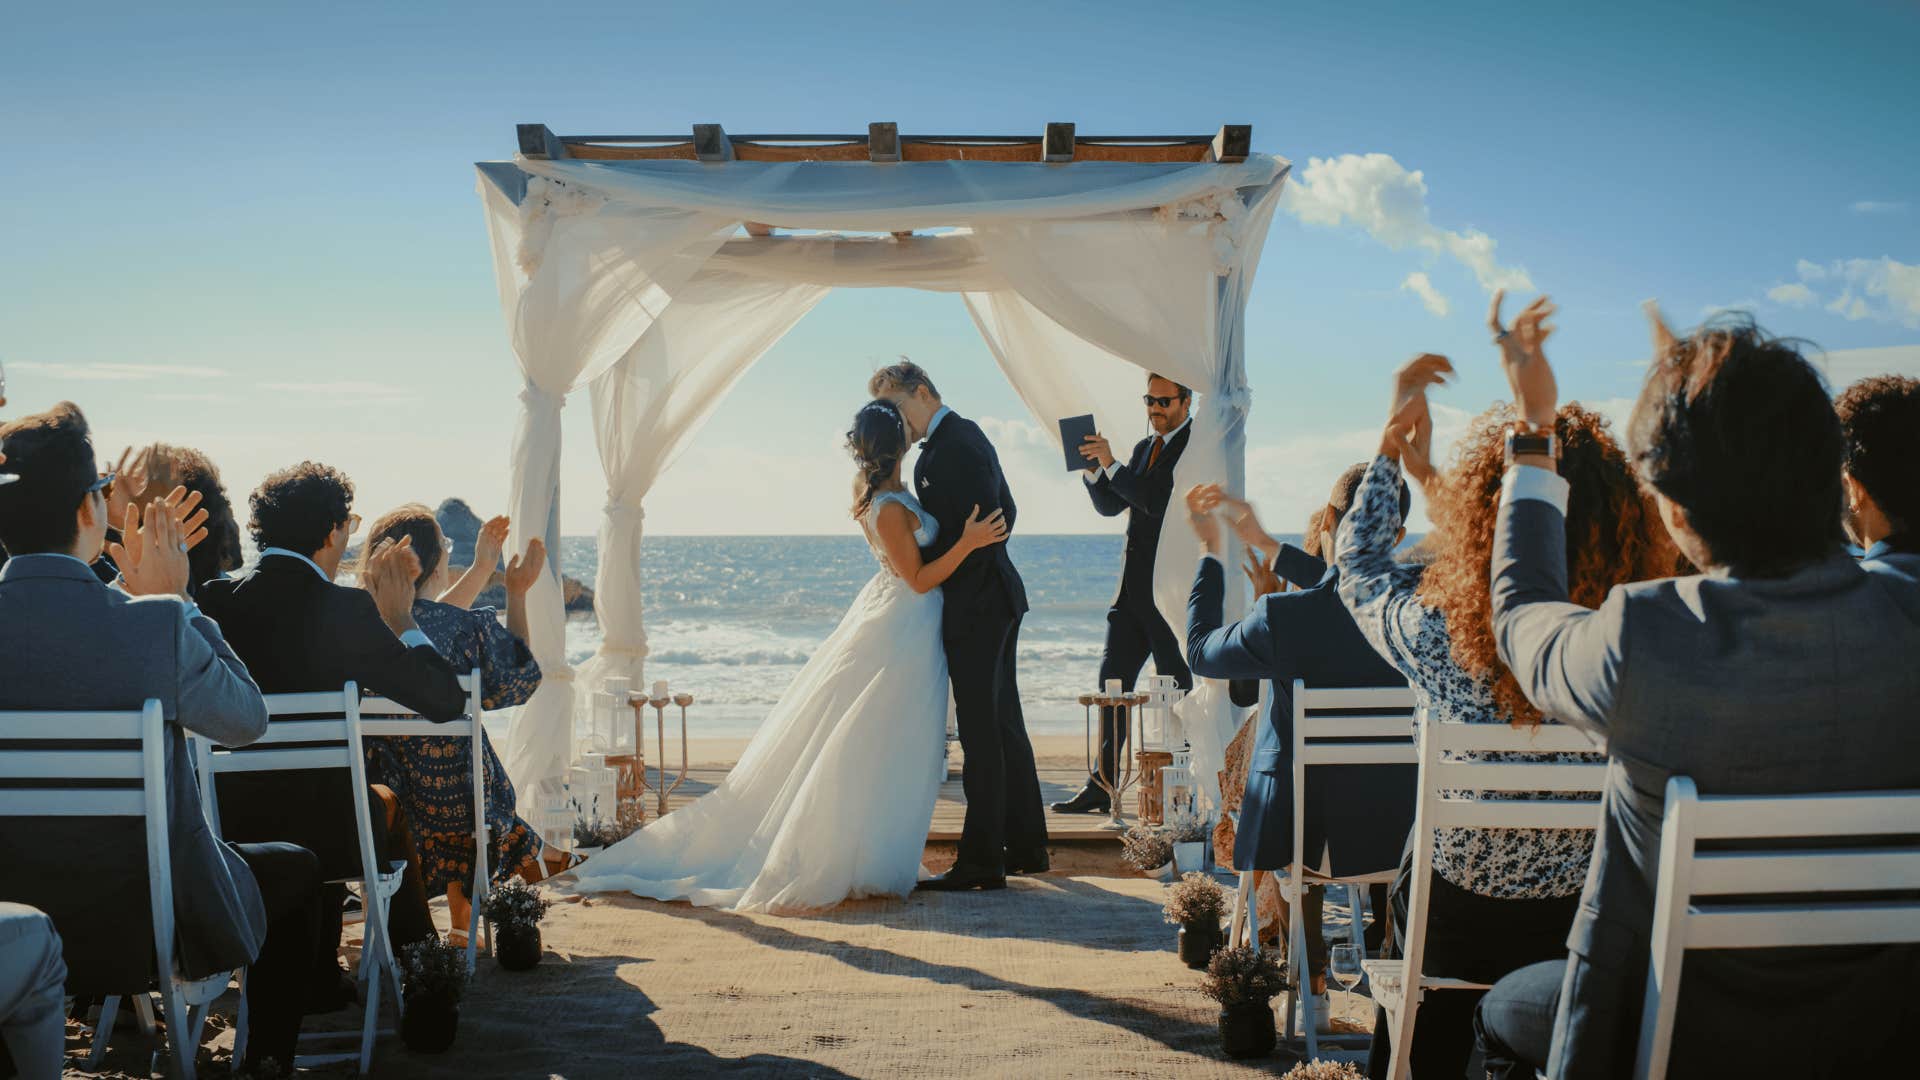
962, 504, 1009, 550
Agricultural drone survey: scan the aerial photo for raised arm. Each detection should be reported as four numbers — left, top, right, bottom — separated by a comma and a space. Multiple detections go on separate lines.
439, 514, 510, 610
875, 500, 1006, 594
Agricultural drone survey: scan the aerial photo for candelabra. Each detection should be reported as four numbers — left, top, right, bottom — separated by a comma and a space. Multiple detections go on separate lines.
1081, 684, 1151, 830
630, 683, 693, 818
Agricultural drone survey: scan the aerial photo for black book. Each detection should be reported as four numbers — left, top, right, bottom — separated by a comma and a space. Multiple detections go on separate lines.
1057, 414, 1098, 473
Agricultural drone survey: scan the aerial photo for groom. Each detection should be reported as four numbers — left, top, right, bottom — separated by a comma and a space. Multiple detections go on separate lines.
871, 361, 1049, 891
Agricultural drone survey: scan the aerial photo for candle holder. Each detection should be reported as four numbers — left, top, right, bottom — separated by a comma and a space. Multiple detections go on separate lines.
1083, 689, 1152, 830
632, 691, 692, 817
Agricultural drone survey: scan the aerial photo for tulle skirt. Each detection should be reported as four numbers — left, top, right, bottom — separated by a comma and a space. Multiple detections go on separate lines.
568, 572, 947, 913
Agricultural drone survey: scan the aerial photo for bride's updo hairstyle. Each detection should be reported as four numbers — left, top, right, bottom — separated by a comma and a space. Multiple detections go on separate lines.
847, 398, 908, 519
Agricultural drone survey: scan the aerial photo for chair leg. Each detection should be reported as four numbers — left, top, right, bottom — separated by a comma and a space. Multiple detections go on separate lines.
87, 995, 121, 1069
1291, 884, 1320, 1058
1348, 882, 1367, 954
131, 992, 157, 1035
159, 980, 196, 1080
1229, 872, 1252, 951
233, 969, 250, 1066
359, 955, 381, 1075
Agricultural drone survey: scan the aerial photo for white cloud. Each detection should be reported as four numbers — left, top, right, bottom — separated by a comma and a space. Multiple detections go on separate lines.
1851, 200, 1908, 214
1776, 257, 1920, 328
1399, 271, 1451, 317
257, 380, 417, 403
8, 361, 227, 381
1281, 152, 1533, 294
1766, 282, 1816, 307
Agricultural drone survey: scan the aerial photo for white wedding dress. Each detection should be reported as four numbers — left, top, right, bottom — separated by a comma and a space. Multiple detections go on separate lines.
569, 489, 948, 913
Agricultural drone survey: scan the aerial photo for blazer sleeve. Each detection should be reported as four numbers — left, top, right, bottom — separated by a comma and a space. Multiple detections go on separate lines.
338, 589, 468, 722
1084, 470, 1128, 517
171, 601, 269, 747
1491, 494, 1628, 737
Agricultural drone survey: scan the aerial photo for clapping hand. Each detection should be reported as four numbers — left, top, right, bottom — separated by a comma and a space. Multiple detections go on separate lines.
960, 504, 1010, 551
1215, 491, 1279, 561
503, 537, 547, 596
363, 536, 423, 635
1490, 289, 1558, 428
1381, 353, 1452, 470
1185, 483, 1225, 549
1243, 549, 1282, 598
473, 514, 511, 573
104, 446, 151, 529
108, 486, 205, 597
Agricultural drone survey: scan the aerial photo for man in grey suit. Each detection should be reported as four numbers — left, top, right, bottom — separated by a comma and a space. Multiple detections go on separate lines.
0, 403, 328, 1073
1463, 301, 1920, 1078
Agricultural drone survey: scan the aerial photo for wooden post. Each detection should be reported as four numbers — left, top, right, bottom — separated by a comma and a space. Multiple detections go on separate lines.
516, 123, 566, 160
1043, 122, 1076, 162
692, 124, 734, 162
1207, 124, 1252, 163
868, 122, 901, 162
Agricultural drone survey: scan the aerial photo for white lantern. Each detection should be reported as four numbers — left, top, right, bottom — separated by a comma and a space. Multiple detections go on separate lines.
1164, 746, 1195, 821
1140, 675, 1183, 753
579, 680, 638, 757
566, 752, 619, 828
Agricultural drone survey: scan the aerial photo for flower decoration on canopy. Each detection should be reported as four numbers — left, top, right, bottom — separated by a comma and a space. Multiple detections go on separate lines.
1155, 191, 1250, 274
517, 176, 610, 278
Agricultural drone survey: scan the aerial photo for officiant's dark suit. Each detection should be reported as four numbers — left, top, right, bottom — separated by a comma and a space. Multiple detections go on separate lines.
199, 551, 467, 952
1056, 383, 1194, 813
911, 405, 1048, 880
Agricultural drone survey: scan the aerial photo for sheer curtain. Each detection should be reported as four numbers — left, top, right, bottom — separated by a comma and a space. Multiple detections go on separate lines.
570, 273, 830, 763
478, 174, 736, 793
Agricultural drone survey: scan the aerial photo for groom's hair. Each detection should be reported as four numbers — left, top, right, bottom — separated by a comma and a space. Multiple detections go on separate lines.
868, 359, 939, 402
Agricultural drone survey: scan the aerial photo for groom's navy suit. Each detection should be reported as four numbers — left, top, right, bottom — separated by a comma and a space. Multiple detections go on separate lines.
913, 407, 1047, 871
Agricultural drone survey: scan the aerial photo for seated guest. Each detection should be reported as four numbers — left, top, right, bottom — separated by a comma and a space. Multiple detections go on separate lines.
0, 904, 66, 1080
1335, 350, 1678, 1078
357, 505, 574, 945
198, 463, 467, 976
128, 443, 245, 598
1474, 305, 1920, 1078
0, 404, 326, 1074
1184, 468, 1415, 1026
1836, 374, 1920, 567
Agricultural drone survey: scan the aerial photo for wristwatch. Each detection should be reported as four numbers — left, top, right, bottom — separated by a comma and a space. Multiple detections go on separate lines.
1504, 423, 1559, 467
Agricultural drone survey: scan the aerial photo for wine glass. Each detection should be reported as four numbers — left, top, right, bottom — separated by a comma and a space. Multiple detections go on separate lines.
1329, 943, 1364, 1025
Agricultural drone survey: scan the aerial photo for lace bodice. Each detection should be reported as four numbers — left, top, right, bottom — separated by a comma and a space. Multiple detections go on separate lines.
865, 489, 939, 568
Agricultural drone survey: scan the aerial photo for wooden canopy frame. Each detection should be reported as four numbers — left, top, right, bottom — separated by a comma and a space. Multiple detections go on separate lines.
516, 122, 1251, 165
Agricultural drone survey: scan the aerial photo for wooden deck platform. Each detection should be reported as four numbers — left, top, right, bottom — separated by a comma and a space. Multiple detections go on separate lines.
646, 760, 1134, 843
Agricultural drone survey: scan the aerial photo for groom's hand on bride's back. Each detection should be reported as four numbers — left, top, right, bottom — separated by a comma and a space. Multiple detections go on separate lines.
962, 504, 1009, 550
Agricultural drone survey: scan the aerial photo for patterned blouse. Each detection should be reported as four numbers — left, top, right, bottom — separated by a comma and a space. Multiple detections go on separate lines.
1335, 455, 1596, 900
363, 599, 544, 897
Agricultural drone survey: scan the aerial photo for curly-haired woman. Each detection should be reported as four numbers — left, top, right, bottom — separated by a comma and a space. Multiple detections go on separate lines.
1336, 333, 1680, 1076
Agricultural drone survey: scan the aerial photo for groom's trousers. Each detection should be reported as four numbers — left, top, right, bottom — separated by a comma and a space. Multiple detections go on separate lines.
947, 603, 1049, 870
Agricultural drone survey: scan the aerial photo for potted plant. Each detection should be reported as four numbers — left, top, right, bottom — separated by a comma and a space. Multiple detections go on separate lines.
571, 796, 645, 853
479, 878, 552, 971
1164, 871, 1227, 968
1281, 1062, 1366, 1079
1166, 813, 1210, 874
1201, 945, 1286, 1059
1121, 825, 1175, 880
399, 937, 469, 1053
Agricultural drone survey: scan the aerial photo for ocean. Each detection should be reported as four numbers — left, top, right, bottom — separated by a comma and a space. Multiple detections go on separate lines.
553, 533, 1303, 738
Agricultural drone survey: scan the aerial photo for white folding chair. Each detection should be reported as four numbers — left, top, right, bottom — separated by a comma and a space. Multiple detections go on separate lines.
1632, 777, 1920, 1079
0, 701, 236, 1080
197, 683, 401, 1074
1364, 718, 1606, 1080
359, 669, 488, 968
1226, 681, 1417, 1058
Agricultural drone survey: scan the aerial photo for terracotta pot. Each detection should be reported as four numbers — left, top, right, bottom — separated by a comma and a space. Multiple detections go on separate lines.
496, 923, 543, 970
1177, 921, 1222, 968
400, 995, 459, 1053
1218, 1001, 1276, 1059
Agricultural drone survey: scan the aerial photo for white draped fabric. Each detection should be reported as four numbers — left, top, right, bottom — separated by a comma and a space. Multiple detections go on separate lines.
478, 155, 1289, 812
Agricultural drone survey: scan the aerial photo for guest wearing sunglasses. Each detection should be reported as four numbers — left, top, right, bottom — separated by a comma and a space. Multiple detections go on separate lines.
1054, 373, 1196, 815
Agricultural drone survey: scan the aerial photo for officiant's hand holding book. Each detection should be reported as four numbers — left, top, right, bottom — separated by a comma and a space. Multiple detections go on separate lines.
1057, 414, 1102, 473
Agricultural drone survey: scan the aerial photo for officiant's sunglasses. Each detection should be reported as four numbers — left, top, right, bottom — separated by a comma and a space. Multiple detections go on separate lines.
1141, 394, 1187, 408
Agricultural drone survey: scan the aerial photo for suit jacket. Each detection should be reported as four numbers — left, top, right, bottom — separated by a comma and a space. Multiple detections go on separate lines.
1086, 423, 1190, 609
1186, 555, 1413, 875
0, 555, 270, 992
198, 554, 466, 877
913, 411, 1028, 635
1493, 491, 1920, 1078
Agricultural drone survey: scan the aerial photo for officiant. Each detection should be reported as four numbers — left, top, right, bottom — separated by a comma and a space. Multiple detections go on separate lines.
1053, 374, 1195, 815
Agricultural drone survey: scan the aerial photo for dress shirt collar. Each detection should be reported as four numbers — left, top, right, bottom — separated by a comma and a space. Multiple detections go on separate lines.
260, 547, 332, 582
1152, 415, 1192, 444
1865, 534, 1918, 560
924, 404, 953, 442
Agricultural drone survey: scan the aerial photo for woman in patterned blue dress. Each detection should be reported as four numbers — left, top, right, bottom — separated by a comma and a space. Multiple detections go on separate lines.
1335, 348, 1681, 1077
359, 505, 576, 942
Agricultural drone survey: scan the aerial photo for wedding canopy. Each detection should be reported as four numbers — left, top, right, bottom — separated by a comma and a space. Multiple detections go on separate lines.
474, 123, 1290, 817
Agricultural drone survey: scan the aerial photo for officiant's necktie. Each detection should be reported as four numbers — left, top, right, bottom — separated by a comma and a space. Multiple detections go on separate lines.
1148, 436, 1165, 470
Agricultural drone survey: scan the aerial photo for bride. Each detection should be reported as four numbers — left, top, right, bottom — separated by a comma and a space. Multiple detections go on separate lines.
568, 399, 1008, 913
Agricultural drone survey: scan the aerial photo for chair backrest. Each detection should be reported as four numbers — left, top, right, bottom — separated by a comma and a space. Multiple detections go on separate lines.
356, 669, 482, 737
196, 684, 385, 889
1287, 681, 1419, 882
1635, 776, 1920, 1080
0, 702, 177, 988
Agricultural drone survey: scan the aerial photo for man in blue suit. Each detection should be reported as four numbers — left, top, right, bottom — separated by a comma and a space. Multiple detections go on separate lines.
1183, 465, 1415, 1001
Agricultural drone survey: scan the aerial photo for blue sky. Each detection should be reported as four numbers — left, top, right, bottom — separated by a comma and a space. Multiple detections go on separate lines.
3, 0, 1915, 536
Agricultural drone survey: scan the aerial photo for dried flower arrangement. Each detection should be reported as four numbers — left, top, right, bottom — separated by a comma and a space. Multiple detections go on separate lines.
1281, 1060, 1366, 1080
572, 794, 645, 848
1163, 871, 1228, 926
1200, 945, 1287, 1008
1164, 812, 1210, 843
478, 878, 552, 930
400, 937, 470, 1005
1121, 825, 1175, 872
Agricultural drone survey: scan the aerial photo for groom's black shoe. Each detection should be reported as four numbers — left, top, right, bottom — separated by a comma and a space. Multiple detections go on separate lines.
1049, 785, 1110, 815
915, 863, 1007, 892
1005, 847, 1050, 875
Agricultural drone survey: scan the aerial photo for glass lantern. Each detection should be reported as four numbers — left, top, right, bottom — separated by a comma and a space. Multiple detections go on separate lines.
579, 679, 638, 757
566, 752, 619, 829
1140, 674, 1184, 753
1164, 745, 1196, 821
